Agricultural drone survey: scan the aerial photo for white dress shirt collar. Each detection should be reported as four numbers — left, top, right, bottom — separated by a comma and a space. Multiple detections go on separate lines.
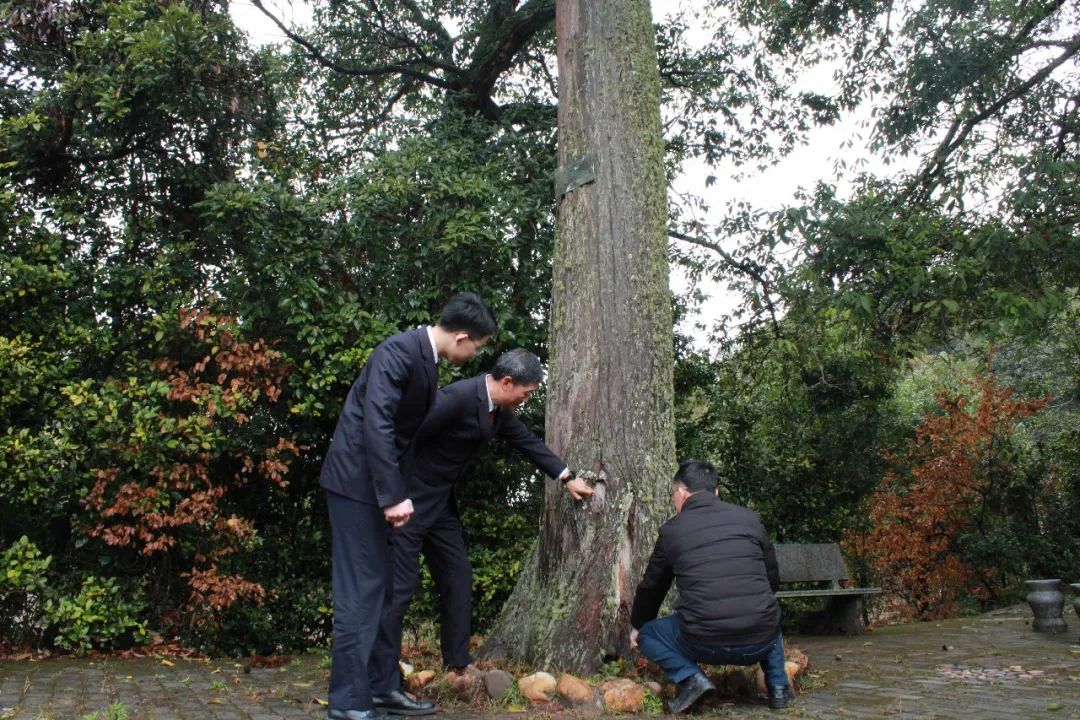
425, 326, 439, 364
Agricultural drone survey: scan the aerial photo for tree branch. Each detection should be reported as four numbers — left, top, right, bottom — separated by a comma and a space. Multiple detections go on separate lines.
248, 0, 453, 87
361, 0, 459, 74
909, 30, 1080, 197
398, 0, 453, 55
669, 229, 783, 339
465, 0, 555, 100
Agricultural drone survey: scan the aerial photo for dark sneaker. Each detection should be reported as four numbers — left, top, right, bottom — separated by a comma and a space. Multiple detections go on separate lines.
768, 683, 796, 709
667, 672, 716, 714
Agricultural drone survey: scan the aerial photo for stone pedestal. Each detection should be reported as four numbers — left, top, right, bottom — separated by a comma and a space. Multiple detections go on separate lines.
1024, 579, 1067, 633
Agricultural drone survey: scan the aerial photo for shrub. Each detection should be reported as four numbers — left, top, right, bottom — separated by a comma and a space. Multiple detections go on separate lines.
845, 374, 1048, 618
0, 536, 51, 646
78, 309, 298, 638
44, 576, 147, 653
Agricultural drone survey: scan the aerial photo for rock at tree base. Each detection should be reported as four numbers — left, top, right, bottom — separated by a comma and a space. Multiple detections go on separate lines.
443, 670, 482, 696
600, 678, 645, 713
483, 669, 514, 701
786, 660, 802, 687
787, 646, 810, 672
518, 671, 557, 702
556, 673, 594, 704
406, 670, 435, 691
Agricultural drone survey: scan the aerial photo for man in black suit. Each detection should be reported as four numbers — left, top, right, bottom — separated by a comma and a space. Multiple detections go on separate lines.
370, 349, 594, 703
320, 293, 497, 720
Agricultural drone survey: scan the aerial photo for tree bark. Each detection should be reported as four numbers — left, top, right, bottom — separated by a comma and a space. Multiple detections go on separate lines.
484, 0, 675, 672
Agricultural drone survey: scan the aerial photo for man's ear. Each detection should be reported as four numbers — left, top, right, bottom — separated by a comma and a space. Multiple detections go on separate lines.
454, 331, 471, 344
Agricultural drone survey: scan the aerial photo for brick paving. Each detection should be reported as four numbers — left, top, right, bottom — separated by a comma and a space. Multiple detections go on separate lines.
1, 605, 1077, 719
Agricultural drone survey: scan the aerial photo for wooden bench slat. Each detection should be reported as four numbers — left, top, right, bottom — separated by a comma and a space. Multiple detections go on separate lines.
776, 588, 881, 598
774, 543, 879, 602
775, 542, 850, 583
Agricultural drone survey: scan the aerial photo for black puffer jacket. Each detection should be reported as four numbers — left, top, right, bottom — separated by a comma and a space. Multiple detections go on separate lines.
630, 492, 781, 646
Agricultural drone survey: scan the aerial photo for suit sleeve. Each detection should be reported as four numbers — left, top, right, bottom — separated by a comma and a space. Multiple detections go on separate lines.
413, 383, 468, 447
361, 342, 413, 508
630, 530, 674, 629
497, 413, 567, 479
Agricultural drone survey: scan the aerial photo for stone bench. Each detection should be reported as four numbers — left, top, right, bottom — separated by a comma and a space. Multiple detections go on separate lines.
774, 542, 881, 635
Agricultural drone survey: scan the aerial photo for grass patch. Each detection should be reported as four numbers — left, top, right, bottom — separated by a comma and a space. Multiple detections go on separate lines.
497, 679, 529, 711
641, 689, 664, 716
104, 703, 129, 720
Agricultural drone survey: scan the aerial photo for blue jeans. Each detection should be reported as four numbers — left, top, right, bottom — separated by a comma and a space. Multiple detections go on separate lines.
637, 615, 788, 687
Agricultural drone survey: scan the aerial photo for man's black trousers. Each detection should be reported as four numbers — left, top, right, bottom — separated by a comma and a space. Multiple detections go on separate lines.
326, 490, 393, 712
370, 484, 473, 693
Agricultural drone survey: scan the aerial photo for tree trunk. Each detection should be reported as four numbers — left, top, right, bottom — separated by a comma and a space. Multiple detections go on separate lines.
484, 0, 675, 672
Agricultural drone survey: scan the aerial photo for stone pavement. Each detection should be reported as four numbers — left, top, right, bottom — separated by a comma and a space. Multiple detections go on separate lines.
1, 606, 1077, 719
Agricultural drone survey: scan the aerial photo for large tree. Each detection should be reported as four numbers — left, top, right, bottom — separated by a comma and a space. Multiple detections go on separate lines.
482, 0, 675, 671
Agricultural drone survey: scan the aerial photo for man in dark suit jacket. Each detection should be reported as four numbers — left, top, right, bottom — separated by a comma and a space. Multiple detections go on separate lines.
371, 349, 594, 701
320, 293, 496, 720
629, 460, 794, 714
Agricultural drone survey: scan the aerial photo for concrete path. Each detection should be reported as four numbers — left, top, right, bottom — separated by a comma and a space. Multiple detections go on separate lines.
1, 606, 1077, 719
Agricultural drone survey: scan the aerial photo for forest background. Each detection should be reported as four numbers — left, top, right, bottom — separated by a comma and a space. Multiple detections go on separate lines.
1, 0, 1078, 655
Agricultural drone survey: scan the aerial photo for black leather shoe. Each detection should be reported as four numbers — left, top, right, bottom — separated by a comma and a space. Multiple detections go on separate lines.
768, 683, 796, 709
667, 672, 715, 714
372, 689, 436, 716
444, 660, 478, 674
327, 710, 382, 720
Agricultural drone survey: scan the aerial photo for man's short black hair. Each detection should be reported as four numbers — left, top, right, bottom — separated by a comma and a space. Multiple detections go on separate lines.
437, 292, 497, 339
673, 459, 717, 494
490, 349, 543, 385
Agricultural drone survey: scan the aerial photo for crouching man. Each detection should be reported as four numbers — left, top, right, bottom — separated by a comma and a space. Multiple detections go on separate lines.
629, 460, 795, 713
